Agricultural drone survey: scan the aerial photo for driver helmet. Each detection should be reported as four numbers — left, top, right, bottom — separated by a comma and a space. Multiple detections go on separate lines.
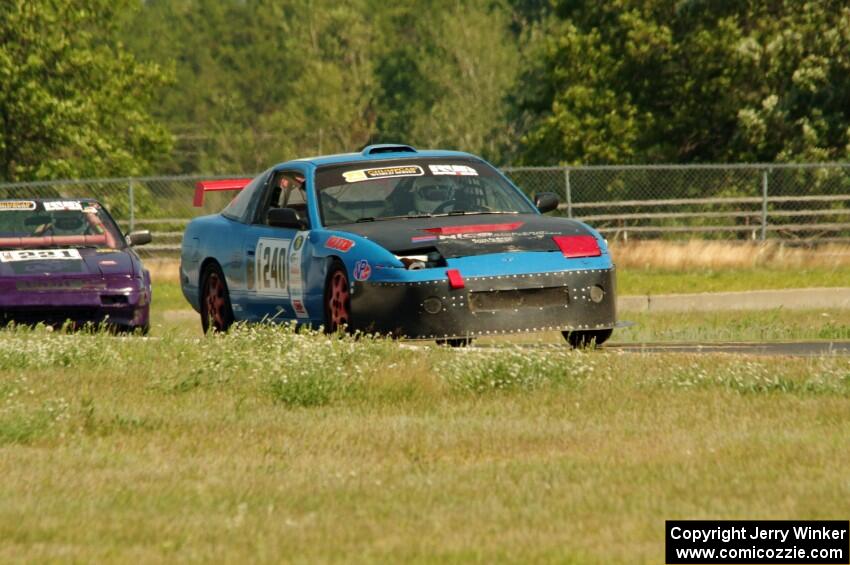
48, 212, 86, 235
451, 181, 486, 211
410, 177, 452, 214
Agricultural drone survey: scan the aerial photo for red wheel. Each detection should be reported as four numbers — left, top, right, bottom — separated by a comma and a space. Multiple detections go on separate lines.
200, 263, 234, 333
324, 264, 351, 333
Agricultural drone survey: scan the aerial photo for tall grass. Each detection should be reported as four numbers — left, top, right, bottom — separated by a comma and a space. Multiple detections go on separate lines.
1, 324, 848, 443
1, 326, 849, 562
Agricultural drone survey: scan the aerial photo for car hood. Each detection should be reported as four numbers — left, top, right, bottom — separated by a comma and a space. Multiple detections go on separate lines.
0, 247, 135, 280
333, 214, 598, 258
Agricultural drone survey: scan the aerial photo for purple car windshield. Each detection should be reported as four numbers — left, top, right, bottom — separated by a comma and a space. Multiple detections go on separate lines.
0, 200, 123, 249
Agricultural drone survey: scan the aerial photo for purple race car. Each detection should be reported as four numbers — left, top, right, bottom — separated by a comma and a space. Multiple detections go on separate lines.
0, 199, 152, 331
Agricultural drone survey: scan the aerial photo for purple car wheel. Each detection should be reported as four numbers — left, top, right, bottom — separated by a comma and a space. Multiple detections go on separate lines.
325, 265, 350, 333
201, 264, 234, 333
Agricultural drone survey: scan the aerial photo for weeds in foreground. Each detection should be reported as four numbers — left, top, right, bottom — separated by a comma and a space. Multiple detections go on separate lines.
0, 324, 849, 445
437, 347, 597, 393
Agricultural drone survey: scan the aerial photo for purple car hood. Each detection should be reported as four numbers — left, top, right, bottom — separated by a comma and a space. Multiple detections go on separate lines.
0, 247, 137, 306
0, 247, 134, 278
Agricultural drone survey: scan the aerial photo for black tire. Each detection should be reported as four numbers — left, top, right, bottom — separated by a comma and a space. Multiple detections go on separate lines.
200, 263, 235, 334
118, 324, 149, 336
436, 338, 473, 347
562, 329, 613, 349
324, 261, 352, 334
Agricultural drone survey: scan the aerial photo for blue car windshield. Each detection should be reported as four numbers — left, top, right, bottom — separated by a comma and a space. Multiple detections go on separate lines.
315, 158, 536, 226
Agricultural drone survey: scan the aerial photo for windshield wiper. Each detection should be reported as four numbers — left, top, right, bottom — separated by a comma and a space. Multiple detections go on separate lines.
356, 213, 433, 223
435, 210, 519, 217
351, 212, 515, 224
389, 213, 433, 220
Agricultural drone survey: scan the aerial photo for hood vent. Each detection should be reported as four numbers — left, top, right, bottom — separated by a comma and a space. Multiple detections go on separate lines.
361, 144, 417, 156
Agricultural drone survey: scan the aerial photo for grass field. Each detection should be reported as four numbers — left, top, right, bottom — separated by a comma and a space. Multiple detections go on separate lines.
617, 266, 850, 295
1, 326, 848, 562
3, 245, 848, 562
151, 267, 850, 302
150, 276, 850, 343
478, 309, 850, 345
146, 241, 850, 298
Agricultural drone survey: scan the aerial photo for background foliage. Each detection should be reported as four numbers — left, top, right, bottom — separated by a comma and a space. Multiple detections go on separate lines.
0, 0, 173, 182
2, 0, 850, 181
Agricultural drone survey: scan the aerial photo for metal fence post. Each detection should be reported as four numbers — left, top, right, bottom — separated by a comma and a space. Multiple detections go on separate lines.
564, 167, 573, 218
128, 179, 135, 232
760, 169, 769, 241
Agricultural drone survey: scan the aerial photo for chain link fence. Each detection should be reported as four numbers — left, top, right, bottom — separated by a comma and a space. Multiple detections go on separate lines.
1, 164, 849, 253
504, 163, 850, 243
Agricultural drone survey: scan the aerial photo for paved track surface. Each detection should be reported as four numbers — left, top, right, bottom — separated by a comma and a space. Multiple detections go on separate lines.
618, 287, 850, 312
604, 341, 850, 356
428, 341, 850, 357
450, 341, 850, 356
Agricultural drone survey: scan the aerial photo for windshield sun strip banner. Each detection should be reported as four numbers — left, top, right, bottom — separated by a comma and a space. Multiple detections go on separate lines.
316, 158, 497, 189
0, 201, 37, 211
44, 201, 83, 211
428, 164, 478, 176
343, 165, 424, 183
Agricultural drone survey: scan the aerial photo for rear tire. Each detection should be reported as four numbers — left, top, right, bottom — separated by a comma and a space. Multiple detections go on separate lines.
563, 329, 612, 349
324, 261, 352, 334
436, 338, 473, 347
200, 263, 234, 334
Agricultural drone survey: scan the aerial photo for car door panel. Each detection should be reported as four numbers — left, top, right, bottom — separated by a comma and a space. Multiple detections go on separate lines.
242, 226, 294, 321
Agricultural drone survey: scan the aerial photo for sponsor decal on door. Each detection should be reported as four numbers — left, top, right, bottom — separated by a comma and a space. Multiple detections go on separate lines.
288, 231, 309, 318
255, 238, 290, 297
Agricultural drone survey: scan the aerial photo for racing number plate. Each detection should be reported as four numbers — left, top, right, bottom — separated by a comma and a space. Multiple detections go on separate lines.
0, 249, 82, 262
255, 238, 289, 296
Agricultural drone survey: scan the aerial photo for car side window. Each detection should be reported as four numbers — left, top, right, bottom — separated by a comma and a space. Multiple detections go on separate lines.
222, 172, 269, 223
257, 171, 310, 228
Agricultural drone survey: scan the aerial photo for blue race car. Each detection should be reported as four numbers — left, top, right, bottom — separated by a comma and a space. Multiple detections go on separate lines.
180, 145, 617, 346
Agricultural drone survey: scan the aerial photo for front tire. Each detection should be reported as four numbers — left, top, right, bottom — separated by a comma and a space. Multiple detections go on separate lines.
324, 261, 351, 334
563, 329, 612, 349
436, 338, 473, 347
200, 263, 234, 334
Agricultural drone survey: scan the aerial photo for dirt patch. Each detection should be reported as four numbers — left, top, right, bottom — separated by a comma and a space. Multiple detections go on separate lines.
619, 287, 850, 312
610, 240, 850, 270
146, 258, 180, 283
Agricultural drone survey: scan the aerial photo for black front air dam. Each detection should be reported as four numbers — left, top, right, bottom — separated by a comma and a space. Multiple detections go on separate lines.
350, 267, 617, 339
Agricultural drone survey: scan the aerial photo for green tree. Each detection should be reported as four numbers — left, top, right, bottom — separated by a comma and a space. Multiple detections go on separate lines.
517, 0, 850, 165
126, 0, 376, 174
371, 0, 520, 163
127, 0, 521, 172
0, 0, 173, 182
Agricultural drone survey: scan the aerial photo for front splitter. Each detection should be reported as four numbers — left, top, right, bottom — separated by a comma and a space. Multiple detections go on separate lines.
350, 267, 617, 339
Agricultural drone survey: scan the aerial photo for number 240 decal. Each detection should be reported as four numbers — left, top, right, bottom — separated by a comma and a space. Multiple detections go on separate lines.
255, 238, 289, 296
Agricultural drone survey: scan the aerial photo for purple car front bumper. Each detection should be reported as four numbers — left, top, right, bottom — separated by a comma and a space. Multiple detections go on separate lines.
0, 276, 150, 329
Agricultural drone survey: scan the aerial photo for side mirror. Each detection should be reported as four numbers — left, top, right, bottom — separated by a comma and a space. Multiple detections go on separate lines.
268, 207, 307, 230
126, 230, 152, 246
534, 192, 560, 214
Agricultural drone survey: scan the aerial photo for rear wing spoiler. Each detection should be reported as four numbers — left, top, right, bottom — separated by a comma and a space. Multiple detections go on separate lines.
193, 179, 252, 207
